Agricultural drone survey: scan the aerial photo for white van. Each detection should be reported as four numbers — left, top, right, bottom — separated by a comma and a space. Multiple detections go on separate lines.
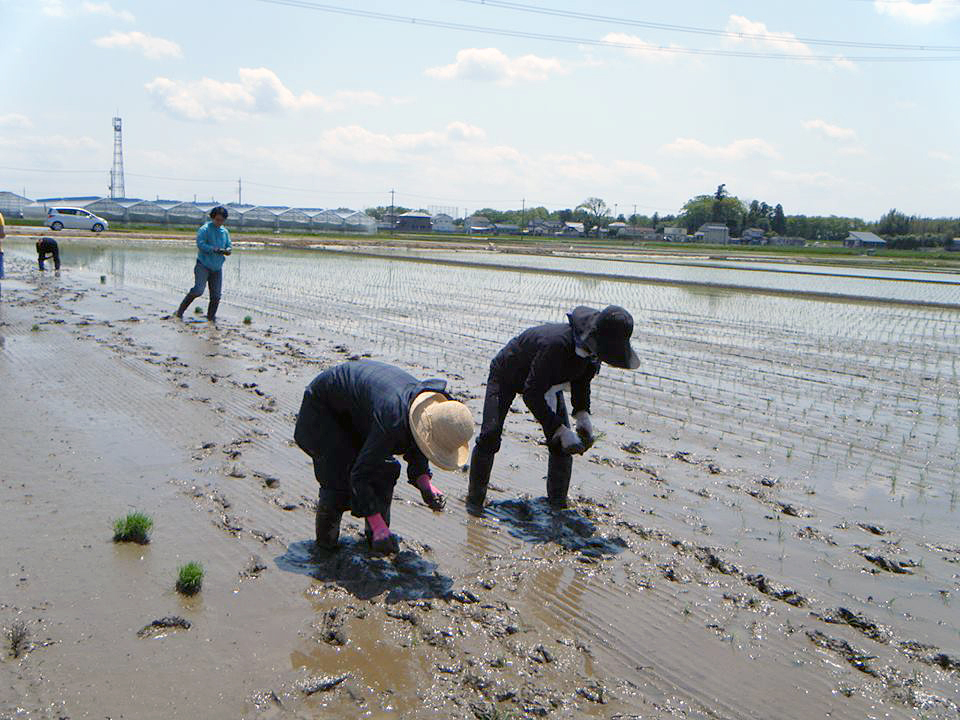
45, 207, 109, 232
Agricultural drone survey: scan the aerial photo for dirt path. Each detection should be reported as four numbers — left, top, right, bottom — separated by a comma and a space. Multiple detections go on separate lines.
1, 256, 957, 719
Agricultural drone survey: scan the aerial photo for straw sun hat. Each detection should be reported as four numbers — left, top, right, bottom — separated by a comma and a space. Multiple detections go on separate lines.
409, 392, 474, 471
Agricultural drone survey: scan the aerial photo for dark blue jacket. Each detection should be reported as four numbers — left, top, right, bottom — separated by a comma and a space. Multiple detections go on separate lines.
490, 306, 601, 438
295, 361, 448, 517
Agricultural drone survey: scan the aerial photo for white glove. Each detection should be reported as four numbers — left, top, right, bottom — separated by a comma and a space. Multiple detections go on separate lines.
553, 425, 585, 455
573, 411, 594, 447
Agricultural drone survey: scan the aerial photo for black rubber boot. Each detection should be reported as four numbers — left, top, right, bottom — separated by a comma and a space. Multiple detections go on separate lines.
546, 450, 573, 509
467, 448, 495, 512
314, 488, 344, 552
175, 292, 199, 319
206, 297, 220, 322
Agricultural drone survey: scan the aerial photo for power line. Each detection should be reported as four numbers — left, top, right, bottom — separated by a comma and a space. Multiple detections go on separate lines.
456, 0, 960, 52
254, 0, 960, 61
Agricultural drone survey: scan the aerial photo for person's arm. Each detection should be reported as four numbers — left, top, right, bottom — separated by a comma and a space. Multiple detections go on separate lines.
403, 445, 430, 482
196, 224, 218, 253
347, 431, 394, 518
570, 363, 598, 415
223, 228, 232, 252
521, 346, 565, 439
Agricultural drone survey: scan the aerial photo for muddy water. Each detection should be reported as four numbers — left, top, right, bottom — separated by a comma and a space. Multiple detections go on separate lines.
2, 237, 959, 719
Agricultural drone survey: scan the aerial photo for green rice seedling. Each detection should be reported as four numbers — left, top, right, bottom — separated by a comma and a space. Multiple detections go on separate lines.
113, 511, 154, 544
176, 561, 204, 595
243, 315, 252, 325
194, 306, 203, 315
30, 324, 40, 332
8, 620, 29, 658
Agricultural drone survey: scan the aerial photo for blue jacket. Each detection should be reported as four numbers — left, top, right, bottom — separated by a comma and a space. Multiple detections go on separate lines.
195, 221, 231, 271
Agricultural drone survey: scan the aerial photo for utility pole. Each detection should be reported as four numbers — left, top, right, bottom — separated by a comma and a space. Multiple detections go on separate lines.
390, 189, 395, 233
109, 116, 125, 199
238, 177, 242, 206
521, 197, 525, 234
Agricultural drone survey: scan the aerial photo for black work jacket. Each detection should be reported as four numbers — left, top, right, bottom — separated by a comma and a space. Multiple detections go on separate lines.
490, 307, 601, 438
300, 361, 447, 512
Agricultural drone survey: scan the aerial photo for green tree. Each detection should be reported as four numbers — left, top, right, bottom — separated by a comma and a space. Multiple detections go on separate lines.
771, 204, 786, 234
876, 208, 910, 236
680, 193, 746, 234
576, 197, 609, 236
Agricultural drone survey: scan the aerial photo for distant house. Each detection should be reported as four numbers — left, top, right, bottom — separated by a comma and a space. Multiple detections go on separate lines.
396, 210, 432, 232
663, 227, 688, 242
464, 215, 493, 234
696, 223, 730, 244
529, 219, 562, 236
845, 231, 886, 248
742, 228, 767, 244
558, 221, 585, 237
493, 223, 519, 236
431, 213, 456, 233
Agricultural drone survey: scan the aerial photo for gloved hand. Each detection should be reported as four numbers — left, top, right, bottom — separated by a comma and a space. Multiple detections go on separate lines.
573, 411, 594, 449
414, 473, 445, 511
366, 513, 399, 555
553, 425, 586, 455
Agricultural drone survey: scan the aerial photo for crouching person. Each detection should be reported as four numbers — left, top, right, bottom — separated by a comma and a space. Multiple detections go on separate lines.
468, 305, 640, 511
295, 360, 474, 555
36, 237, 61, 271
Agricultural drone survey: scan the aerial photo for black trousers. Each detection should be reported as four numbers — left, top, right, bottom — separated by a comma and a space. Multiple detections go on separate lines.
473, 373, 570, 456
38, 246, 60, 270
295, 395, 399, 518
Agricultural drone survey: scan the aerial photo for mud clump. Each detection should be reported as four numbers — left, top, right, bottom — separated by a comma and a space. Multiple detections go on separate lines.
862, 554, 918, 574
797, 526, 837, 546
899, 641, 960, 673
298, 672, 349, 695
487, 498, 627, 557
806, 630, 879, 676
137, 616, 191, 638
240, 555, 268, 578
745, 574, 806, 606
816, 607, 891, 643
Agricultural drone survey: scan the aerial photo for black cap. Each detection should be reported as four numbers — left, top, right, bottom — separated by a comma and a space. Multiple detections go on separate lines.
593, 305, 639, 369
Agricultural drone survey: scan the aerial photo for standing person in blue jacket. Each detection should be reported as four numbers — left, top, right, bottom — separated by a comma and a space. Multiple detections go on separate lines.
467, 305, 640, 511
295, 360, 474, 555
174, 205, 232, 322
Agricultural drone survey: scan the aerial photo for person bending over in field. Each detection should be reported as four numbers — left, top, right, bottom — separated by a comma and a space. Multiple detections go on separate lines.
295, 360, 474, 555
467, 305, 640, 511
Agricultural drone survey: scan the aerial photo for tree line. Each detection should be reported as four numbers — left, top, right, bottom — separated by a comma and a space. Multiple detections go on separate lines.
365, 189, 959, 244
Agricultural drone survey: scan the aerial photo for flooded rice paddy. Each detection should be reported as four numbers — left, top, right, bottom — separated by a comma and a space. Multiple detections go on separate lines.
2, 234, 959, 718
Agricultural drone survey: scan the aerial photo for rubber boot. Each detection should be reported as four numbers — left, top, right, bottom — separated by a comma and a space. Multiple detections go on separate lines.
467, 448, 495, 512
546, 450, 573, 509
206, 296, 220, 322
175, 292, 199, 319
314, 488, 344, 552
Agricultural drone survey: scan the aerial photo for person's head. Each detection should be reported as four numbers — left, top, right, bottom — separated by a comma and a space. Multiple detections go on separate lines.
588, 305, 640, 369
408, 392, 474, 470
210, 206, 228, 226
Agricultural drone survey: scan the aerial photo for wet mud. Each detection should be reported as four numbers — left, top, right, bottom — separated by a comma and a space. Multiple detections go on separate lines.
1, 243, 959, 719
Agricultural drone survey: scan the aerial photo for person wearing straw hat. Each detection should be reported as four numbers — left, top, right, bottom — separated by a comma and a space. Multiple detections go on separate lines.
295, 360, 474, 555
467, 305, 640, 511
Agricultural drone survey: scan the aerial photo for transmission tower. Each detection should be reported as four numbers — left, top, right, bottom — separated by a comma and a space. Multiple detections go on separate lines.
109, 116, 125, 199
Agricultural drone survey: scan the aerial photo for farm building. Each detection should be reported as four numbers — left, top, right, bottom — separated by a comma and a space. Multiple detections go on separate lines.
696, 223, 730, 244
845, 231, 887, 248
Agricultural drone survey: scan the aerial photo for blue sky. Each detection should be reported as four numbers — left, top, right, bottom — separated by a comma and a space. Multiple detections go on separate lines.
1, 0, 958, 218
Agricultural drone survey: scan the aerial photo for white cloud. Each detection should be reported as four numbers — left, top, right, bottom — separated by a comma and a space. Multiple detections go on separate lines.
81, 1, 134, 22
601, 33, 682, 61
0, 113, 32, 129
40, 0, 66, 17
873, 0, 960, 24
725, 15, 854, 69
94, 31, 181, 60
425, 48, 568, 85
803, 119, 858, 142
662, 137, 780, 161
0, 134, 98, 151
146, 68, 385, 121
929, 150, 954, 161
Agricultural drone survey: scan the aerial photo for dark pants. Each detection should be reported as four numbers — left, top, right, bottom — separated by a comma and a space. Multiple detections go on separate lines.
38, 245, 60, 271
470, 369, 573, 504
295, 395, 399, 519
189, 261, 222, 300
